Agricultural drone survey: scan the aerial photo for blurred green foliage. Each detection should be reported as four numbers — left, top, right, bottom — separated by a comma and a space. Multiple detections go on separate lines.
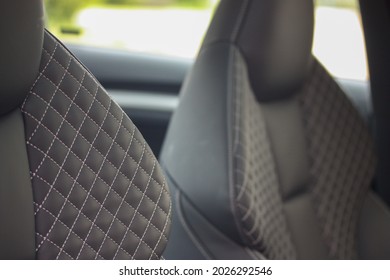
316, 0, 357, 8
45, 0, 357, 27
44, 0, 210, 25
44, 0, 93, 25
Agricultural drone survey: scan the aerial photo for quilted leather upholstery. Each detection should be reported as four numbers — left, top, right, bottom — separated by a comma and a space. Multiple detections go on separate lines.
232, 50, 297, 259
231, 49, 375, 259
20, 31, 171, 260
161, 0, 377, 260
299, 60, 375, 259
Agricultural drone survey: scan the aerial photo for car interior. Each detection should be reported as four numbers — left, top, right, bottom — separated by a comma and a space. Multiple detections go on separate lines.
0, 0, 389, 260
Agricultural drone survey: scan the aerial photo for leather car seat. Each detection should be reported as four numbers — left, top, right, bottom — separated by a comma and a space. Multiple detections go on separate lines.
160, 0, 390, 259
0, 0, 171, 259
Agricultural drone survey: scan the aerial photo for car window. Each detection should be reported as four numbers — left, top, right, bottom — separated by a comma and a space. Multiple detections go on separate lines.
44, 0, 218, 59
45, 0, 367, 81
314, 0, 368, 80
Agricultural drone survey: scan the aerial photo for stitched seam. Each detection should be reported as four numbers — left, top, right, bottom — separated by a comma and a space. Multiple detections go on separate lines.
236, 203, 254, 221
23, 107, 169, 216
233, 51, 252, 201
129, 162, 159, 259
35, 232, 74, 260
26, 33, 169, 260
57, 96, 113, 259
27, 56, 72, 147
76, 111, 136, 259
32, 75, 99, 218
41, 48, 158, 164
26, 78, 169, 197
115, 159, 156, 259
93, 140, 156, 259
26, 134, 169, 238
32, 71, 87, 177
21, 43, 59, 109
73, 107, 124, 259
31, 72, 87, 215
149, 184, 172, 260
35, 81, 102, 253
43, 33, 108, 97
33, 174, 163, 256
227, 46, 249, 248
34, 203, 105, 259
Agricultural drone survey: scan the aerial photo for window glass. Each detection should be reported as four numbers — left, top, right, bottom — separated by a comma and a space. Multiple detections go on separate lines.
44, 0, 218, 58
314, 0, 368, 80
45, 0, 367, 80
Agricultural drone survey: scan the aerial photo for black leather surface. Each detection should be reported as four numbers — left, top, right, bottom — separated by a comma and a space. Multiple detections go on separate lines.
0, 110, 36, 260
163, 172, 265, 260
202, 0, 314, 102
0, 0, 44, 115
299, 60, 375, 259
161, 0, 376, 259
20, 31, 171, 259
160, 43, 242, 244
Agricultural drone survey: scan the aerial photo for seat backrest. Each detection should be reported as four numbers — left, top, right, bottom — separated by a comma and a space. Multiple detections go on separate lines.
161, 0, 375, 259
0, 0, 171, 260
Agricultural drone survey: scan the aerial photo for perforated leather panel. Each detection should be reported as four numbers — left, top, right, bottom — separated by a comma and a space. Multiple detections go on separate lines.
299, 60, 375, 259
20, 31, 171, 260
232, 49, 375, 259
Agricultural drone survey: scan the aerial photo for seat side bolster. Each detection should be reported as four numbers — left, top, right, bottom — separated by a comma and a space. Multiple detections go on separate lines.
0, 110, 35, 259
359, 191, 390, 259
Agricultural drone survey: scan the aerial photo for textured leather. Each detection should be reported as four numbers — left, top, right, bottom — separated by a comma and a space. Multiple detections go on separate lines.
231, 49, 297, 258
20, 31, 171, 260
202, 0, 314, 102
299, 59, 375, 259
163, 175, 266, 260
229, 49, 375, 259
0, 0, 44, 115
161, 0, 376, 259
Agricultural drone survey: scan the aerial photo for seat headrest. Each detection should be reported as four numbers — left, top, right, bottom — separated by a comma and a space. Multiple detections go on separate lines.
0, 0, 44, 115
202, 0, 314, 102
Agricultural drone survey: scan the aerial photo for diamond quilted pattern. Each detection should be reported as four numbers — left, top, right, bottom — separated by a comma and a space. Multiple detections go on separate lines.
20, 31, 171, 260
232, 50, 297, 259
299, 60, 375, 259
231, 49, 375, 259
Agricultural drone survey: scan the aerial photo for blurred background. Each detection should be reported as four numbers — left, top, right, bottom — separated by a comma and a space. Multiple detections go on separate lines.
44, 0, 367, 80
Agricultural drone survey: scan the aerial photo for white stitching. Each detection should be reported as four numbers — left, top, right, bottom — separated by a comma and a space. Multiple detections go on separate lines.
22, 93, 169, 215
115, 159, 156, 259
32, 72, 87, 215
25, 33, 170, 260
21, 43, 59, 109
32, 71, 87, 177
26, 130, 169, 239
35, 232, 74, 260
33, 173, 161, 258
25, 77, 169, 199
131, 162, 161, 259
75, 109, 125, 259
35, 81, 101, 253
34, 203, 105, 259
41, 48, 159, 162
56, 91, 114, 259
27, 55, 72, 151
149, 180, 172, 259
